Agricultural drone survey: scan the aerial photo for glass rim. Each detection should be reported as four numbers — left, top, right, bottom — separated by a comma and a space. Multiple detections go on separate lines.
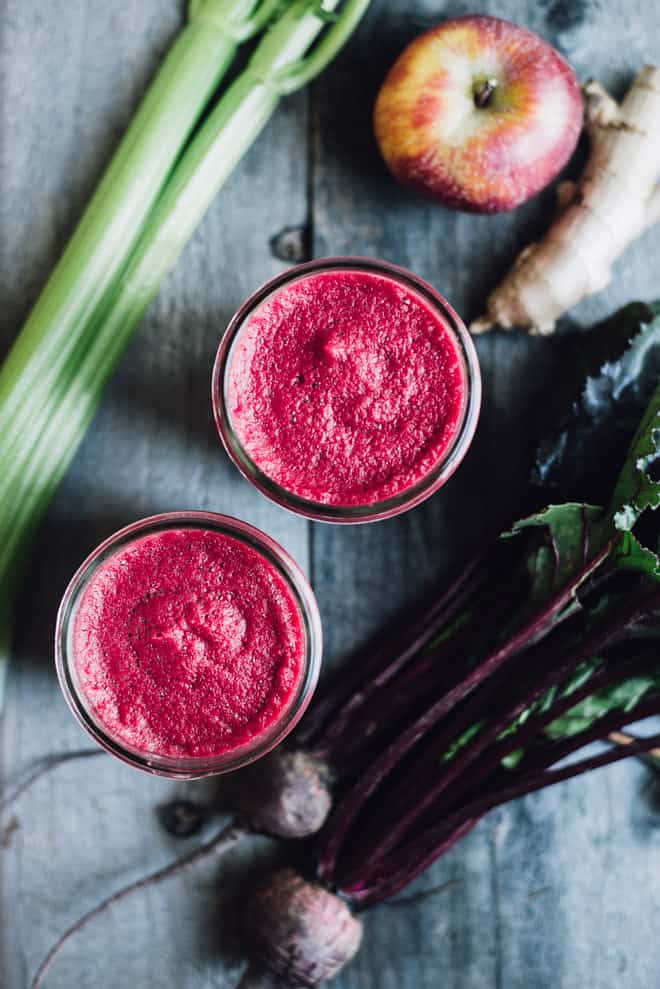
212, 256, 481, 523
55, 511, 322, 779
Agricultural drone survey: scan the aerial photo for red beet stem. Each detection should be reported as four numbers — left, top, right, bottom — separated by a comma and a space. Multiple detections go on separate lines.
319, 560, 528, 777
519, 695, 660, 773
344, 819, 478, 906
447, 650, 659, 805
317, 547, 610, 881
298, 553, 488, 752
363, 592, 657, 864
346, 728, 660, 907
322, 659, 453, 777
439, 655, 655, 813
345, 817, 482, 907
344, 657, 517, 867
342, 650, 653, 883
344, 690, 660, 897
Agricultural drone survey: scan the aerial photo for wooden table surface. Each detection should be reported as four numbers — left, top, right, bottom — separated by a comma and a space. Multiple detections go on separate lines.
2, 1, 659, 987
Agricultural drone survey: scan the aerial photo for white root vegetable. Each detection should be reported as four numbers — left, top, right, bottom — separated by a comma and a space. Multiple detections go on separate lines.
471, 66, 660, 336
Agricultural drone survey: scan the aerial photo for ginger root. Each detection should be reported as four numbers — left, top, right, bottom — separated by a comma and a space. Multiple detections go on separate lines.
471, 66, 660, 336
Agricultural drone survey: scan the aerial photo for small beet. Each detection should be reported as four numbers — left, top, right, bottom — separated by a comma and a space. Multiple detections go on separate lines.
242, 869, 363, 987
234, 749, 332, 839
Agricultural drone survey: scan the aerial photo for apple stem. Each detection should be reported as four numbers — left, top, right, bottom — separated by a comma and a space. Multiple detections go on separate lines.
474, 78, 497, 109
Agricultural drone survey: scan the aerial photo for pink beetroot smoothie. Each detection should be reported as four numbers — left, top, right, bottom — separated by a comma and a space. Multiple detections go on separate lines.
227, 268, 467, 506
72, 528, 305, 759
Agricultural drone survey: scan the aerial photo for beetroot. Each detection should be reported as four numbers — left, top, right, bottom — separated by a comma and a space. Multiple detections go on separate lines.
239, 870, 362, 988
233, 749, 332, 839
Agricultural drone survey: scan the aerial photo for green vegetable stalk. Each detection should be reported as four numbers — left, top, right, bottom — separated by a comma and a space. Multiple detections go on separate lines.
0, 0, 372, 701
0, 0, 260, 456
0, 0, 265, 694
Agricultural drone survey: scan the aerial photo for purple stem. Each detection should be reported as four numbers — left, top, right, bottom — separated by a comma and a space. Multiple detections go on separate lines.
362, 591, 658, 864
517, 694, 660, 774
321, 560, 528, 776
322, 658, 455, 777
436, 652, 658, 817
342, 651, 651, 884
359, 657, 521, 842
347, 728, 660, 907
300, 554, 488, 753
345, 816, 482, 908
317, 547, 609, 882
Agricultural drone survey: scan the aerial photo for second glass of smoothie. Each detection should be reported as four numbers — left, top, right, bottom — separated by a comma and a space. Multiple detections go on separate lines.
213, 258, 480, 522
56, 512, 322, 778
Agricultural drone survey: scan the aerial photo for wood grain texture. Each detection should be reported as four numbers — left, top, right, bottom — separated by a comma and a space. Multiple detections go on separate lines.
1, 0, 660, 987
309, 2, 660, 988
1, 2, 308, 987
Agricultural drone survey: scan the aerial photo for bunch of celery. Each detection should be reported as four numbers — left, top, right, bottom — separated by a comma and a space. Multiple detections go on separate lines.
0, 0, 371, 699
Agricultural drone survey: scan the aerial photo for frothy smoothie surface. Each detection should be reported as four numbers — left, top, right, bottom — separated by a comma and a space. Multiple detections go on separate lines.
73, 528, 306, 759
227, 269, 467, 506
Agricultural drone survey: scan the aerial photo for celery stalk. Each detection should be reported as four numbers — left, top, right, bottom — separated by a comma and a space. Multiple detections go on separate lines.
0, 0, 372, 575
0, 0, 371, 699
0, 0, 283, 698
0, 0, 262, 485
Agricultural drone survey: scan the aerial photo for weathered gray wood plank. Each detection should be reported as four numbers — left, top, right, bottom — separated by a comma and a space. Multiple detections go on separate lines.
1, 1, 308, 986
310, 2, 660, 988
2, 0, 660, 987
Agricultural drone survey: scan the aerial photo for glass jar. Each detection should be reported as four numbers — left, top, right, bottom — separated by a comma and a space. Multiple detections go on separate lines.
55, 511, 322, 779
212, 257, 481, 523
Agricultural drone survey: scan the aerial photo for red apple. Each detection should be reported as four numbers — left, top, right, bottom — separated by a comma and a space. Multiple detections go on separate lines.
373, 15, 583, 213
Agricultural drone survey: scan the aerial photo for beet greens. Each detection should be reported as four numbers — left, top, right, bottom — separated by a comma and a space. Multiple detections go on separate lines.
314, 322, 660, 907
